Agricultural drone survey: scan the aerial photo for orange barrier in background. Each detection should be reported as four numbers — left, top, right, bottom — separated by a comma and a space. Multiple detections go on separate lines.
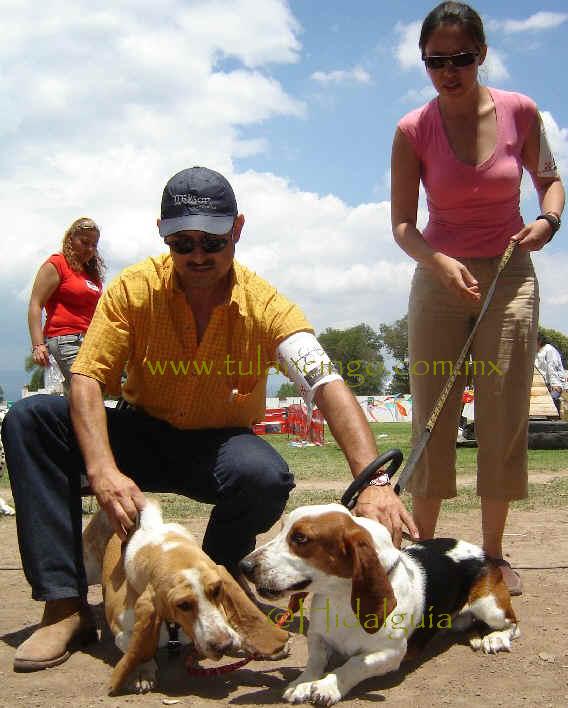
253, 405, 324, 446
286, 404, 325, 446
252, 408, 289, 435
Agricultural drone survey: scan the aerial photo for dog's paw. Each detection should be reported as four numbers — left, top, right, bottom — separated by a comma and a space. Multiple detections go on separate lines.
309, 675, 342, 706
129, 659, 158, 694
480, 625, 520, 654
468, 632, 482, 651
470, 624, 520, 654
284, 680, 315, 704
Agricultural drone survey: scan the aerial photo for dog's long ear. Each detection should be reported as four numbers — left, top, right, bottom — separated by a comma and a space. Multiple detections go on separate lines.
216, 565, 289, 658
345, 526, 396, 635
108, 584, 162, 695
83, 509, 114, 586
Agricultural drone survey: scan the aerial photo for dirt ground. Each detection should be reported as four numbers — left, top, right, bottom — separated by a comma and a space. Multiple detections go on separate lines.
1, 504, 567, 708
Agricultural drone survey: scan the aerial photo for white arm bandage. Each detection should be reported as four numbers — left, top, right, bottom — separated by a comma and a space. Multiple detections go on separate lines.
277, 332, 343, 404
537, 112, 559, 179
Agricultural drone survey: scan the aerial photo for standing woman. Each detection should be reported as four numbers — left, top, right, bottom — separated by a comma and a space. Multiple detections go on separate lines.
391, 2, 564, 595
28, 217, 105, 394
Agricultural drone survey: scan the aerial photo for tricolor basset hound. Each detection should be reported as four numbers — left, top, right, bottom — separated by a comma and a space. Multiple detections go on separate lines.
240, 503, 520, 706
83, 500, 289, 695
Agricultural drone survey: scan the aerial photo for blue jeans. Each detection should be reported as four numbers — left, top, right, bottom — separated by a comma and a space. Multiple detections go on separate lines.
46, 333, 84, 394
1, 395, 294, 601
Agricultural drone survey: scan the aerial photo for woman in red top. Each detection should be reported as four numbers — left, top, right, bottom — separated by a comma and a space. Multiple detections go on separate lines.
28, 217, 105, 393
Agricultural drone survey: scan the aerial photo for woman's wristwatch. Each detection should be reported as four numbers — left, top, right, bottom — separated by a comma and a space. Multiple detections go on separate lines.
536, 212, 561, 241
32, 343, 46, 351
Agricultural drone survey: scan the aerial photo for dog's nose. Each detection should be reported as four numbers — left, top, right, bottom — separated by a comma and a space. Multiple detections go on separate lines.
211, 638, 234, 657
238, 557, 255, 579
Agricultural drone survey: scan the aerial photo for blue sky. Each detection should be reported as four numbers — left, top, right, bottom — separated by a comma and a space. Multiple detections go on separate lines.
1, 0, 567, 401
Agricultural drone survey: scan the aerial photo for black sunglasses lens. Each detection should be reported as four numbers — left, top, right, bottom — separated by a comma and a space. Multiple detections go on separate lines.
202, 236, 229, 253
168, 235, 229, 254
425, 52, 477, 70
425, 56, 446, 70
452, 52, 476, 67
169, 239, 194, 254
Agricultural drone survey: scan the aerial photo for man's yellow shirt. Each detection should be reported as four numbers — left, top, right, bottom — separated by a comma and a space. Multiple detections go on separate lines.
72, 254, 313, 429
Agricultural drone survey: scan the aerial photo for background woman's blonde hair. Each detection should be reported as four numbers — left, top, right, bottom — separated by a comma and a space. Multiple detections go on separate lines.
61, 217, 106, 282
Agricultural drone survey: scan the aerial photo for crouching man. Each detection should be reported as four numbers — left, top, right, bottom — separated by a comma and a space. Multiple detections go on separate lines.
2, 166, 417, 672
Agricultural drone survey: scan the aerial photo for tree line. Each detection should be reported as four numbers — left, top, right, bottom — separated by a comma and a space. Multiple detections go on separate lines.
276, 318, 568, 398
277, 318, 408, 397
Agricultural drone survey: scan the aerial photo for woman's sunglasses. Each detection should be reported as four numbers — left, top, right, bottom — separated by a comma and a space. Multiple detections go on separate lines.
423, 51, 479, 71
166, 233, 231, 255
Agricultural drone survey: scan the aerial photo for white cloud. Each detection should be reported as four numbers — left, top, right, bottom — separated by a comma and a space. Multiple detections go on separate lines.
3, 0, 568, 398
178, 0, 302, 68
489, 12, 568, 34
310, 66, 371, 85
532, 251, 568, 318
394, 21, 422, 70
233, 171, 413, 330
0, 0, 419, 384
482, 48, 510, 83
0, 0, 305, 288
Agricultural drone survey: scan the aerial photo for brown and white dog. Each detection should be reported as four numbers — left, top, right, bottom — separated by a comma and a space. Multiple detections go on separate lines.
83, 500, 289, 695
240, 503, 520, 706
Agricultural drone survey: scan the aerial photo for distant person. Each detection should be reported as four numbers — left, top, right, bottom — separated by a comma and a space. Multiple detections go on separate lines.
536, 333, 566, 415
28, 218, 105, 394
390, 1, 565, 595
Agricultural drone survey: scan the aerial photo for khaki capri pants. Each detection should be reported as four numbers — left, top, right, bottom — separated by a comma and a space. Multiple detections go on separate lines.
407, 249, 539, 500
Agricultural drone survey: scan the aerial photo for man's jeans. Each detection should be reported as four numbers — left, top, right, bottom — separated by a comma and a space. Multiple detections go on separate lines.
1, 395, 294, 601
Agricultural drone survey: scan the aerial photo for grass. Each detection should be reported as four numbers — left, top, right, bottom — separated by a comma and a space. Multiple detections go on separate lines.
269, 422, 568, 479
77, 474, 568, 518
439, 476, 568, 512
1, 422, 567, 519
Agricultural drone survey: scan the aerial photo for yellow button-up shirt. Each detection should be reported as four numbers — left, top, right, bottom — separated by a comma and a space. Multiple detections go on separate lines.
72, 254, 313, 429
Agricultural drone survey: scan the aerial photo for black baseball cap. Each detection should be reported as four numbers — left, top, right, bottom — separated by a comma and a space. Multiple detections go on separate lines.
159, 167, 238, 238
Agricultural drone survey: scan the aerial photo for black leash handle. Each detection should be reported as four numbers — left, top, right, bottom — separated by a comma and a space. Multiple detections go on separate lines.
340, 449, 403, 509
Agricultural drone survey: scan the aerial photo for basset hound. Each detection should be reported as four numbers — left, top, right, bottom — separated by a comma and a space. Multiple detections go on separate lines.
240, 503, 520, 706
83, 500, 289, 695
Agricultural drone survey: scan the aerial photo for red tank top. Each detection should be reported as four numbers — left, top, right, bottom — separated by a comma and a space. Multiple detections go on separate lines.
44, 253, 102, 337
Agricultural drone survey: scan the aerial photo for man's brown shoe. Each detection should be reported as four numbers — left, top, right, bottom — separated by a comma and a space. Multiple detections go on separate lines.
14, 597, 98, 672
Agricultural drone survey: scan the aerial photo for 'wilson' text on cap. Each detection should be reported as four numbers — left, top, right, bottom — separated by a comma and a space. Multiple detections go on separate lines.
173, 195, 213, 208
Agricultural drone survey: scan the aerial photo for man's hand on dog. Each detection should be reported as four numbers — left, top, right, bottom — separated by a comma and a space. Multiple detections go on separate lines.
89, 467, 146, 540
353, 485, 419, 548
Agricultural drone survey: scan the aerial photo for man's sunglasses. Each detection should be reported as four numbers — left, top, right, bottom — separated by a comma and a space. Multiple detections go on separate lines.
166, 233, 231, 255
423, 51, 479, 71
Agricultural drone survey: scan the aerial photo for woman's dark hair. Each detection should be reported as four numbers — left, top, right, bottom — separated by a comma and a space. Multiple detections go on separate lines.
419, 2, 486, 56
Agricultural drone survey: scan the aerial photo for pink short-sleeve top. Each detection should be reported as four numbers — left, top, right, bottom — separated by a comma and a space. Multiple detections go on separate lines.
398, 88, 537, 258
